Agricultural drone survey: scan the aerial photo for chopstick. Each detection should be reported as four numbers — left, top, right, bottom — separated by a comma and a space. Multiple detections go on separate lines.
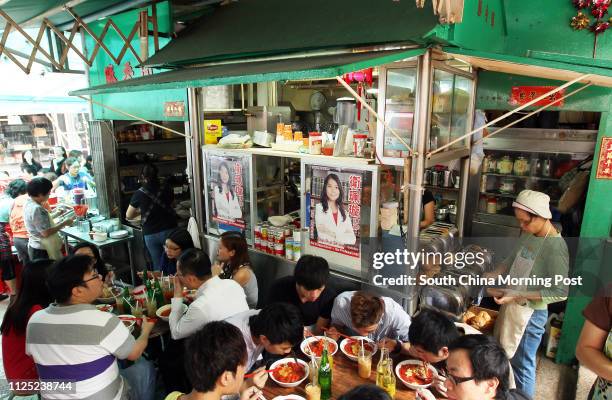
321, 327, 351, 339
244, 368, 279, 379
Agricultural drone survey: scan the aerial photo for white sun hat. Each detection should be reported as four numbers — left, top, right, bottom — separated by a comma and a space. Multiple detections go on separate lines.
512, 190, 552, 219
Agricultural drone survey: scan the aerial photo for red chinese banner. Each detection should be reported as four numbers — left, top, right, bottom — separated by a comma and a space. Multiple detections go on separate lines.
510, 86, 565, 107
309, 166, 363, 258
596, 137, 612, 180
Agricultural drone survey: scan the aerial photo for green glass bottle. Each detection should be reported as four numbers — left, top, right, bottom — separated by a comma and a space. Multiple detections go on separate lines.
154, 277, 165, 305
142, 264, 153, 299
121, 286, 131, 313
318, 347, 332, 400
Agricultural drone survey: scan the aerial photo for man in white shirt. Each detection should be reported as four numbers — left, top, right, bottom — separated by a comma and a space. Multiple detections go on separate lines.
162, 248, 250, 393
170, 248, 249, 340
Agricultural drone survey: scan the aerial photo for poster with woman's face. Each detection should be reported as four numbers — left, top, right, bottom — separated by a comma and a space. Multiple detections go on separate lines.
309, 166, 363, 258
209, 155, 245, 229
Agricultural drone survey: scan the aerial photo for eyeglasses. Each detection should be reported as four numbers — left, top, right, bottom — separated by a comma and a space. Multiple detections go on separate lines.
442, 368, 475, 386
82, 269, 101, 284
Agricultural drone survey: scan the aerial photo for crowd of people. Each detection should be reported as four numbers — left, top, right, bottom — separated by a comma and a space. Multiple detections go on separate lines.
1, 240, 541, 400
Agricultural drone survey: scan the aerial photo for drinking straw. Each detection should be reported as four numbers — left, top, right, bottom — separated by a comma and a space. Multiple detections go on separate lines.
122, 297, 135, 310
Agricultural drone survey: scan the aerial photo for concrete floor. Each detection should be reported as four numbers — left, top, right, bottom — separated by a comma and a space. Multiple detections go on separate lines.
0, 296, 596, 400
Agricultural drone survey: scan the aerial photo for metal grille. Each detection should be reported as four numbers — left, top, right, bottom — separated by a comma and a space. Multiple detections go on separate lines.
89, 120, 119, 217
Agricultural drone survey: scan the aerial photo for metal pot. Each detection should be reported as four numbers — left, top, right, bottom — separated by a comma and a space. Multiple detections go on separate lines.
435, 207, 449, 221
419, 284, 468, 319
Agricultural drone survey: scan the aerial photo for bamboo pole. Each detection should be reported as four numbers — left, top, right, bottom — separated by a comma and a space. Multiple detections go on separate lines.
76, 95, 191, 138
427, 73, 592, 157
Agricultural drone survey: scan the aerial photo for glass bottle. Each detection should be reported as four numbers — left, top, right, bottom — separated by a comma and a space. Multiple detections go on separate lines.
376, 347, 390, 389
153, 277, 165, 306
121, 286, 131, 314
318, 347, 332, 400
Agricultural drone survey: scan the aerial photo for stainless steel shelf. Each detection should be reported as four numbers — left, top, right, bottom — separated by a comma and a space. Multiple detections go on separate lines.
482, 172, 559, 182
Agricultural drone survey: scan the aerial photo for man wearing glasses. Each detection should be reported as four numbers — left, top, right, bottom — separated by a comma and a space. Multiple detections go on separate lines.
441, 335, 531, 400
26, 255, 157, 400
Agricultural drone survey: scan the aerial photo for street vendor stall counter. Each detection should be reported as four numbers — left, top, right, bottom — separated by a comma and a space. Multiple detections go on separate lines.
201, 145, 380, 277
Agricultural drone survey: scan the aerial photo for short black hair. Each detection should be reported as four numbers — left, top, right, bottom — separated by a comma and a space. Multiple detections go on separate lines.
47, 255, 96, 303
6, 179, 27, 199
166, 228, 195, 252
448, 335, 510, 397
338, 384, 392, 400
26, 177, 52, 197
249, 303, 303, 345
68, 150, 83, 159
178, 248, 212, 279
409, 308, 460, 354
294, 255, 329, 290
184, 321, 247, 393
64, 157, 80, 168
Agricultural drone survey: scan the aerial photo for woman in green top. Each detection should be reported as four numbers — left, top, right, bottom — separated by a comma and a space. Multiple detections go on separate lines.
487, 190, 569, 398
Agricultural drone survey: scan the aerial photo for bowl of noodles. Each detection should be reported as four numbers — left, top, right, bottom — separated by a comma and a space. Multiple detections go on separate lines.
395, 359, 438, 390
339, 336, 378, 361
269, 358, 309, 388
300, 336, 338, 360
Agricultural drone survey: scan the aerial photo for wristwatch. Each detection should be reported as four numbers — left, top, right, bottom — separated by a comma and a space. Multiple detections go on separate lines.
392, 339, 403, 354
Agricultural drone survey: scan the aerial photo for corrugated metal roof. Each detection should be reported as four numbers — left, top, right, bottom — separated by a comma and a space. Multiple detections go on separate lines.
70, 48, 425, 95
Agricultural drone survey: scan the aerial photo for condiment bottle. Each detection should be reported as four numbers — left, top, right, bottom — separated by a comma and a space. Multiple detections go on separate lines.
487, 197, 497, 214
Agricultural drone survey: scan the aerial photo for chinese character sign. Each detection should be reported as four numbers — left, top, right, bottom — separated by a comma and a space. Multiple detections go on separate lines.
209, 155, 246, 229
596, 137, 612, 179
309, 166, 363, 258
510, 86, 565, 107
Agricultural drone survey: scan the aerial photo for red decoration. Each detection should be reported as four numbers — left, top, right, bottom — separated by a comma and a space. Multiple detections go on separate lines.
510, 86, 565, 107
595, 137, 612, 179
591, 19, 611, 32
573, 0, 590, 8
104, 64, 117, 83
122, 61, 134, 80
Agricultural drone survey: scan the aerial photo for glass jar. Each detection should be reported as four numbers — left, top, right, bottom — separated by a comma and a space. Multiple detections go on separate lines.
513, 156, 529, 176
498, 156, 513, 174
487, 197, 497, 214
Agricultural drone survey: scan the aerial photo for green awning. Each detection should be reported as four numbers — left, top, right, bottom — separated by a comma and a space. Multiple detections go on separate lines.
143, 0, 439, 68
70, 48, 425, 96
443, 47, 612, 88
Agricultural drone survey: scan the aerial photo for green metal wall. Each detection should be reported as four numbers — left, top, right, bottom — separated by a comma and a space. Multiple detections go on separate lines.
477, 69, 612, 364
85, 1, 188, 121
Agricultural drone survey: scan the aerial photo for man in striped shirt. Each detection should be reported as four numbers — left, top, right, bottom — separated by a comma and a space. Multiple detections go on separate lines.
26, 255, 156, 400
328, 291, 412, 354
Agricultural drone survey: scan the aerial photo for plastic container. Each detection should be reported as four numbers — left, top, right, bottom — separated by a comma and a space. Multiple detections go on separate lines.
486, 197, 497, 214
309, 132, 322, 155
353, 134, 368, 158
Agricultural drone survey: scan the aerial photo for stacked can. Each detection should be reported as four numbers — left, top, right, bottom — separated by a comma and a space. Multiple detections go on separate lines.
255, 222, 301, 261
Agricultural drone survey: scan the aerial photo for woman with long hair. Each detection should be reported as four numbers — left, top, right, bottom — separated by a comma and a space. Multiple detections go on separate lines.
214, 231, 258, 308
159, 228, 195, 275
213, 162, 242, 221
20, 150, 43, 175
314, 173, 356, 245
1, 259, 54, 395
0, 179, 27, 299
127, 163, 177, 270
71, 242, 109, 280
50, 146, 67, 176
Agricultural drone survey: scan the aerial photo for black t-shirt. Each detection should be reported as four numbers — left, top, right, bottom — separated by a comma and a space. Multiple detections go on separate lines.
129, 186, 177, 235
268, 276, 337, 326
423, 189, 435, 208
